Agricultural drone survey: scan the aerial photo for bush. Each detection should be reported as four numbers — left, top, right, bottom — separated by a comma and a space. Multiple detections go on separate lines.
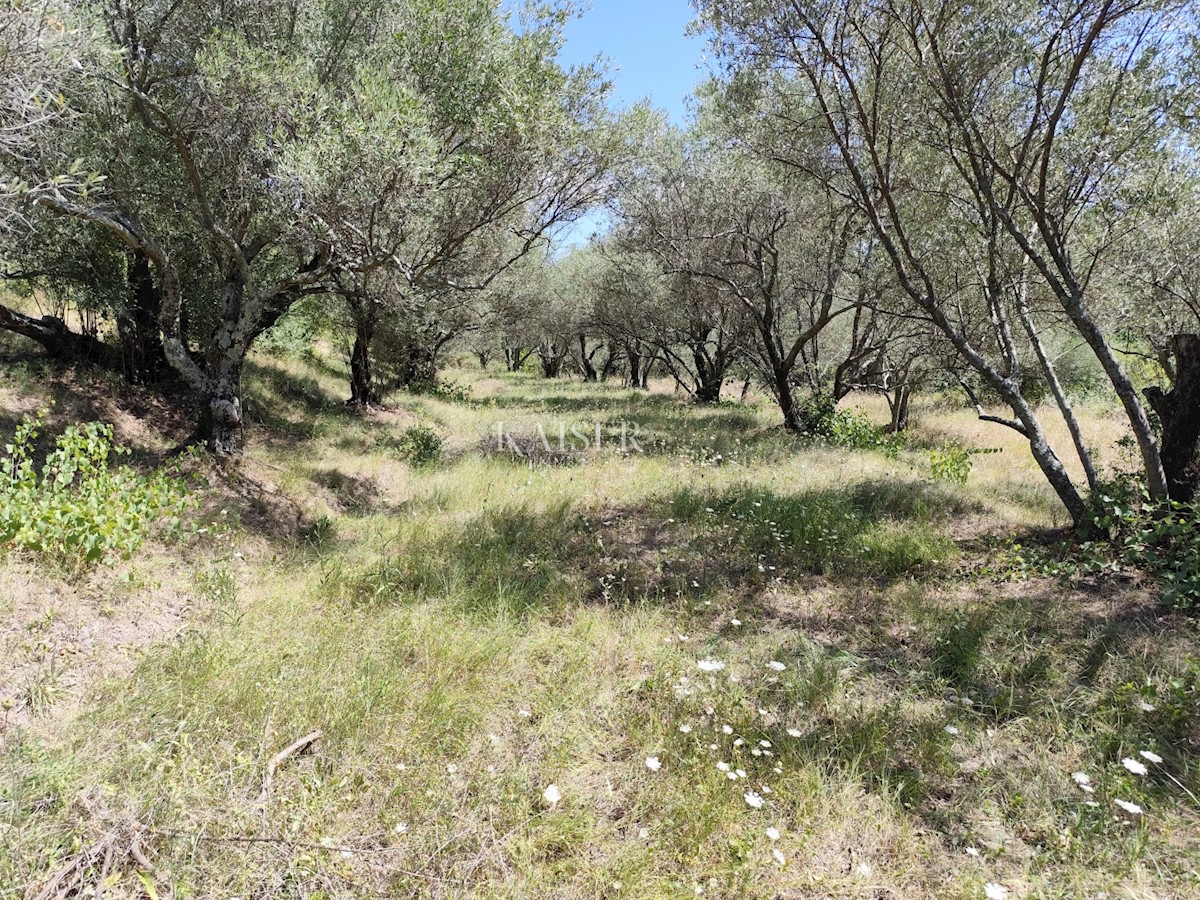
1109, 499, 1200, 610
928, 442, 999, 483
397, 425, 442, 466
406, 379, 471, 404
0, 409, 192, 566
796, 397, 904, 456
992, 485, 1200, 610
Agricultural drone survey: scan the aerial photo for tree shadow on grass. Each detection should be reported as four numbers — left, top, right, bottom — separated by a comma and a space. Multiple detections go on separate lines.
242, 358, 345, 442
341, 477, 972, 618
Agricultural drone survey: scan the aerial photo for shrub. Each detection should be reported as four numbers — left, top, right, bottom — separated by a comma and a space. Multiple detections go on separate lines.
397, 425, 442, 466
929, 442, 998, 483
406, 379, 471, 404
797, 397, 904, 456
990, 484, 1200, 610
0, 409, 192, 566
1113, 500, 1200, 610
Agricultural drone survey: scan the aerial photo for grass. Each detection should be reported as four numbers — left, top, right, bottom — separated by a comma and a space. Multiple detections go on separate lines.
0, 349, 1198, 899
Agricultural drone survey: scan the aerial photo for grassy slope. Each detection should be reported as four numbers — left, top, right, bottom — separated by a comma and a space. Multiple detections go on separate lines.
1, 348, 1198, 899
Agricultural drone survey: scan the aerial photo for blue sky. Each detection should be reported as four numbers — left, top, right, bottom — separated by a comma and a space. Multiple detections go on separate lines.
557, 0, 707, 126
552, 1, 708, 248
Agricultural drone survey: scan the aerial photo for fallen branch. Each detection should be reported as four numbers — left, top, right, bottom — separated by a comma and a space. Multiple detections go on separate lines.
129, 832, 158, 875
258, 729, 322, 804
33, 833, 116, 900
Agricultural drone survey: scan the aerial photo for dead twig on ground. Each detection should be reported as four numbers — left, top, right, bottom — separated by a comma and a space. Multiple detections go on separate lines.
257, 728, 322, 804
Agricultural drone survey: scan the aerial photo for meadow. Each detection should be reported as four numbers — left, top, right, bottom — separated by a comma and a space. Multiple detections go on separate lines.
1, 347, 1197, 899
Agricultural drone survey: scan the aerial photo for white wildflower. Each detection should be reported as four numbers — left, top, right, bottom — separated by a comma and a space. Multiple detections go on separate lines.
1114, 799, 1143, 815
645, 756, 662, 772
679, 724, 693, 734
744, 791, 765, 809
1139, 750, 1163, 764
786, 728, 802, 738
1122, 757, 1148, 776
767, 661, 786, 672
721, 725, 733, 735
542, 784, 561, 807
945, 725, 960, 736
766, 826, 781, 841
771, 848, 786, 865
964, 846, 980, 857
698, 660, 726, 672
983, 884, 1009, 900
717, 761, 730, 772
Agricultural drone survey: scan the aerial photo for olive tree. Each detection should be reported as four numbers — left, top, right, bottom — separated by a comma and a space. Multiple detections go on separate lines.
698, 0, 1198, 519
18, 0, 609, 452
618, 124, 860, 427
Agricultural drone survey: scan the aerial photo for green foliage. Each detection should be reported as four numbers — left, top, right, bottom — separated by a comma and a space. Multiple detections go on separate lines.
1116, 500, 1200, 610
256, 302, 319, 358
929, 442, 999, 484
396, 424, 443, 466
0, 409, 191, 566
797, 398, 904, 456
982, 481, 1200, 610
406, 379, 471, 404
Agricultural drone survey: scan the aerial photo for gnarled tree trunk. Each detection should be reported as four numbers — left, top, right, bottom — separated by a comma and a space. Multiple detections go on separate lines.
118, 249, 168, 384
1144, 334, 1200, 503
0, 303, 121, 369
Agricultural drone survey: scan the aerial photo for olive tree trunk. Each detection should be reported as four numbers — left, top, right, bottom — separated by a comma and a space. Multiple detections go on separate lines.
1144, 335, 1200, 503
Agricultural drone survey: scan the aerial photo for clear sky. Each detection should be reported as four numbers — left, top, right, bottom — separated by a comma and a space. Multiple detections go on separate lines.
550, 2, 706, 248
556, 1, 707, 126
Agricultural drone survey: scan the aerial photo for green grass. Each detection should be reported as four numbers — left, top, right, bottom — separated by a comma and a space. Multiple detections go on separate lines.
0, 354, 1198, 899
